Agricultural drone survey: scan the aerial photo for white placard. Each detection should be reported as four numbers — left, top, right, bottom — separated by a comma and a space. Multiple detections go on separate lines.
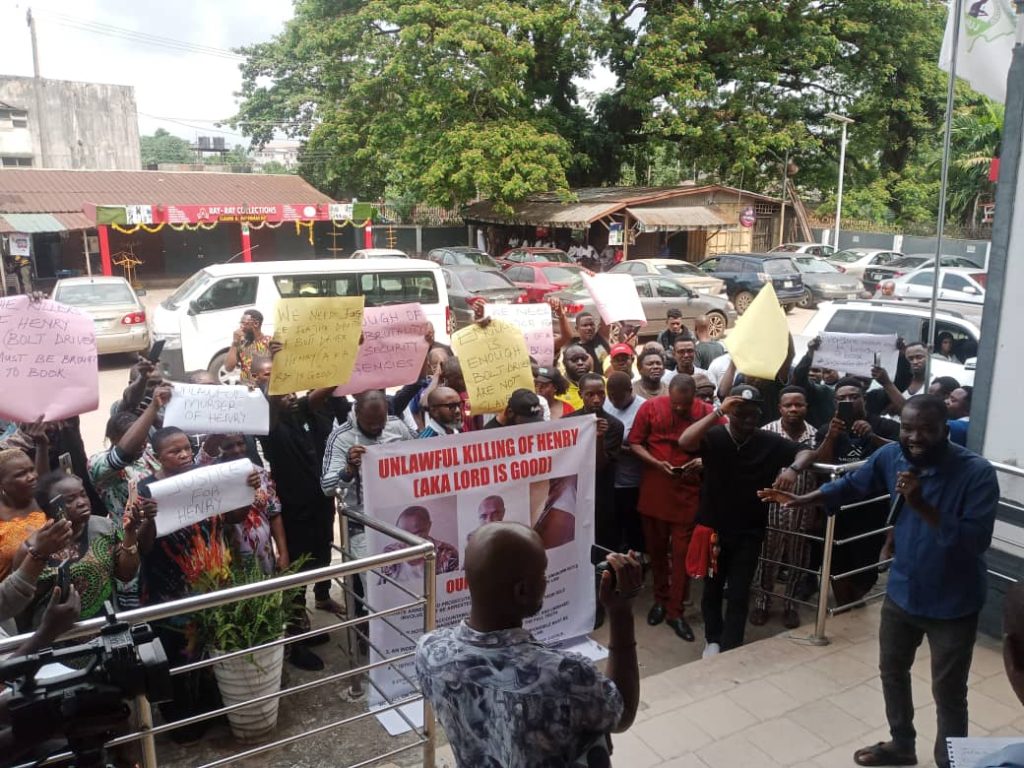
581, 272, 647, 326
484, 303, 555, 366
8, 233, 30, 257
148, 459, 255, 536
815, 332, 899, 378
162, 383, 270, 435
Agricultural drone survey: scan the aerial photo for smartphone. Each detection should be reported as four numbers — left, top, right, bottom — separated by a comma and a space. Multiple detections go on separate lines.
58, 452, 73, 474
55, 563, 71, 599
49, 494, 67, 522
146, 339, 166, 363
873, 351, 881, 368
837, 400, 855, 427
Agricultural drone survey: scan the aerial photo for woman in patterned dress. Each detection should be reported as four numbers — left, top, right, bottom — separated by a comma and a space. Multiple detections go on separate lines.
0, 434, 50, 580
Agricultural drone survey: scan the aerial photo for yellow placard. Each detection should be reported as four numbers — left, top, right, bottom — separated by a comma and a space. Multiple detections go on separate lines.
268, 297, 365, 395
723, 283, 789, 380
451, 318, 534, 415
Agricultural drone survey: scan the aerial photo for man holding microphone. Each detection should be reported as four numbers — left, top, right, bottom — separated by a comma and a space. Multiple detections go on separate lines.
759, 395, 999, 768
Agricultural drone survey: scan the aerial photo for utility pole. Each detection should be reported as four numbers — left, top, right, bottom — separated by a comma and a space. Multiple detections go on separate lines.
778, 152, 789, 247
26, 8, 49, 167
826, 112, 854, 251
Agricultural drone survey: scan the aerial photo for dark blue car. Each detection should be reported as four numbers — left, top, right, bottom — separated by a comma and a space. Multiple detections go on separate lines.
697, 253, 805, 314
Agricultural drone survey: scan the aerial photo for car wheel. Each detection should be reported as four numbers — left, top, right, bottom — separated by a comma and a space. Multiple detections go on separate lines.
733, 291, 754, 314
208, 351, 241, 385
783, 303, 795, 314
705, 311, 728, 339
797, 288, 816, 310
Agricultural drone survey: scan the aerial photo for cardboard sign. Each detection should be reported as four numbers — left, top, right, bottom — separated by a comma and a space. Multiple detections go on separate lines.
581, 272, 647, 326
815, 333, 899, 378
268, 297, 365, 395
148, 459, 255, 537
451, 318, 534, 415
334, 304, 430, 396
484, 303, 555, 367
0, 296, 98, 422
724, 283, 789, 380
162, 383, 270, 435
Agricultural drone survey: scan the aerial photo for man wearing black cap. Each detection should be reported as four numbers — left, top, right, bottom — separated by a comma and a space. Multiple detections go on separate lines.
484, 389, 546, 429
679, 384, 820, 656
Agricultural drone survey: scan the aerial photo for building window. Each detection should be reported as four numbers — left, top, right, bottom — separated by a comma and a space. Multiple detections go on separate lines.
12, 116, 28, 129
1, 157, 33, 167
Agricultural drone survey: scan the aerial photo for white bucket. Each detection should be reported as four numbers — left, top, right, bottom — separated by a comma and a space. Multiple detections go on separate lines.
211, 644, 285, 742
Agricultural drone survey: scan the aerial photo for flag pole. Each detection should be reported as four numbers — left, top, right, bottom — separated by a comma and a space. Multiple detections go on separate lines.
926, 0, 964, 384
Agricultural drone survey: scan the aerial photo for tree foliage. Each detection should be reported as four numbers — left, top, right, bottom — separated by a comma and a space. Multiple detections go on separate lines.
140, 128, 194, 166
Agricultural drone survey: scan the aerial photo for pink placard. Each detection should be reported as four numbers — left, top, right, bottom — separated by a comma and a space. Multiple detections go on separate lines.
334, 304, 430, 396
0, 296, 99, 422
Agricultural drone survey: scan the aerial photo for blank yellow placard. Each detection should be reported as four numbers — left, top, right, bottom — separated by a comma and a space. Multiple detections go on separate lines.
723, 283, 789, 380
451, 318, 534, 415
268, 297, 365, 395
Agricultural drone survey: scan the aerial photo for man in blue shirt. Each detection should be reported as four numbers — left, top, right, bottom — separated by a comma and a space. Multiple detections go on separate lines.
760, 395, 999, 768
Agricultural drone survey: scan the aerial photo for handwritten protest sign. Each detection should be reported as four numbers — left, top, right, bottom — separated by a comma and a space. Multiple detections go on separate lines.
0, 296, 98, 422
451, 318, 533, 415
724, 283, 789, 380
581, 273, 647, 326
334, 303, 430, 396
815, 332, 899, 378
163, 383, 270, 435
484, 304, 555, 367
147, 459, 255, 537
269, 297, 365, 395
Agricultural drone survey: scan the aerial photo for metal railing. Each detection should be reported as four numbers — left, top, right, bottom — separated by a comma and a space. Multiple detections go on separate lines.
2, 506, 438, 768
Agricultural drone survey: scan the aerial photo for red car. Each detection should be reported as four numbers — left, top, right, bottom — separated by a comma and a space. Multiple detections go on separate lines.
502, 263, 591, 302
497, 247, 575, 269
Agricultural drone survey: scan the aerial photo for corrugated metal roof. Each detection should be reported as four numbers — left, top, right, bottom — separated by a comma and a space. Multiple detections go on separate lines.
0, 213, 67, 233
626, 205, 732, 232
0, 169, 333, 219
462, 200, 620, 227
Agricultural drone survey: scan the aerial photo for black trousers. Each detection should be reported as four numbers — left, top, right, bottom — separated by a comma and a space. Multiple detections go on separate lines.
613, 486, 645, 553
282, 500, 336, 602
879, 597, 978, 768
700, 532, 762, 650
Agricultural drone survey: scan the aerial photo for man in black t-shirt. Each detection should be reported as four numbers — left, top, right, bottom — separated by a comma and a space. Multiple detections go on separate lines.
680, 385, 819, 656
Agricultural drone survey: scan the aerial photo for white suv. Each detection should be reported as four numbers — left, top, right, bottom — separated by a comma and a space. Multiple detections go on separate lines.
798, 300, 980, 385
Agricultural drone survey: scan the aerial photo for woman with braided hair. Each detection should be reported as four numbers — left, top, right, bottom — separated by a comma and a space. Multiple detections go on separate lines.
0, 444, 49, 580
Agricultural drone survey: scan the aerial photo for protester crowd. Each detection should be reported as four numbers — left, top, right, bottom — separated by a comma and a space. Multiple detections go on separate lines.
0, 286, 1001, 768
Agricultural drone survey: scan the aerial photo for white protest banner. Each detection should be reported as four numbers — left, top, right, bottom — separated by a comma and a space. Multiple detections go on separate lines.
0, 296, 98, 422
484, 303, 555, 366
163, 383, 270, 435
334, 303, 430, 396
8, 233, 30, 257
148, 459, 255, 537
581, 272, 647, 326
815, 332, 899, 378
362, 418, 597, 734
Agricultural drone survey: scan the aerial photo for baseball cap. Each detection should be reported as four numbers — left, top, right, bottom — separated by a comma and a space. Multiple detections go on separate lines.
729, 384, 764, 405
508, 389, 545, 422
534, 366, 556, 382
693, 373, 715, 390
609, 343, 634, 358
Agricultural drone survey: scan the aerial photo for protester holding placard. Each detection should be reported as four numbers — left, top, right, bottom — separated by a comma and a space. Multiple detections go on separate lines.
557, 310, 611, 373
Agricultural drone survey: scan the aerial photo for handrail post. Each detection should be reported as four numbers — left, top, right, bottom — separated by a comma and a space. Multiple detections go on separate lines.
421, 550, 437, 768
136, 694, 158, 768
809, 512, 837, 646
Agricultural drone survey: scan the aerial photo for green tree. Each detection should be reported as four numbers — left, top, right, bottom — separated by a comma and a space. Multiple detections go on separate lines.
235, 0, 599, 211
947, 100, 1003, 227
140, 128, 194, 166
258, 160, 296, 175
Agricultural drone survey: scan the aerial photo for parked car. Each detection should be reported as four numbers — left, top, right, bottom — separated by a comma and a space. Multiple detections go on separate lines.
797, 299, 979, 385
442, 266, 527, 329
350, 248, 408, 259
874, 268, 985, 305
426, 246, 501, 270
861, 254, 984, 293
770, 242, 837, 257
791, 256, 865, 309
497, 247, 574, 267
50, 275, 150, 355
547, 274, 736, 340
696, 253, 804, 314
503, 263, 590, 302
608, 258, 725, 295
827, 247, 904, 281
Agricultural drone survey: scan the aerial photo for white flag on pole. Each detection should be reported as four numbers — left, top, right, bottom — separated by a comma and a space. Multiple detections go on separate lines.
939, 0, 1018, 104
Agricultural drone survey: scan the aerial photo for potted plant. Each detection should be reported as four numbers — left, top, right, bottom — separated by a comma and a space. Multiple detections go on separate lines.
194, 558, 305, 742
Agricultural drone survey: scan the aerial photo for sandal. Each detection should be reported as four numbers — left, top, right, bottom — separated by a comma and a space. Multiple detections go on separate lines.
853, 742, 917, 766
315, 598, 346, 617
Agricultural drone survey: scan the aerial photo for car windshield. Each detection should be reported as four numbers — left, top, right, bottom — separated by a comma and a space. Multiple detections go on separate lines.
458, 270, 515, 291
794, 257, 841, 274
57, 283, 136, 306
656, 262, 703, 277
534, 250, 571, 263
540, 266, 585, 290
451, 250, 498, 267
764, 258, 797, 275
888, 256, 929, 269
163, 271, 212, 310
831, 250, 868, 264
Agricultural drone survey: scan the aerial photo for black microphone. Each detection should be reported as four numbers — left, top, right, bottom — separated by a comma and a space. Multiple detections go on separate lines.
887, 468, 919, 526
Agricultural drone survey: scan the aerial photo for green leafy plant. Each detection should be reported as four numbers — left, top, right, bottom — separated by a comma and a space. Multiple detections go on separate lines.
194, 557, 309, 654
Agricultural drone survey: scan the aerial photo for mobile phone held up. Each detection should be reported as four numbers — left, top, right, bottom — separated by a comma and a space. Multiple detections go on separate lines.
837, 400, 856, 428
146, 339, 166, 363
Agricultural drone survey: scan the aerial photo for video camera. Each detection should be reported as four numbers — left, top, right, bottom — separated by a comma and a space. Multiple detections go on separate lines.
0, 603, 172, 768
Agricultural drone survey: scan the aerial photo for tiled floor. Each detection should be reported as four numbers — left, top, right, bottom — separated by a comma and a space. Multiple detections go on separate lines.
421, 602, 1022, 768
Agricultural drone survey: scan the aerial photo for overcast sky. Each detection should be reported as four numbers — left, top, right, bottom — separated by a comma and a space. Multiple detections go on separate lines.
0, 1, 614, 149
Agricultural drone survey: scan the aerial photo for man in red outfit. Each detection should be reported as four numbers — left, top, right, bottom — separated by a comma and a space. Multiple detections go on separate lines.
628, 373, 722, 642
